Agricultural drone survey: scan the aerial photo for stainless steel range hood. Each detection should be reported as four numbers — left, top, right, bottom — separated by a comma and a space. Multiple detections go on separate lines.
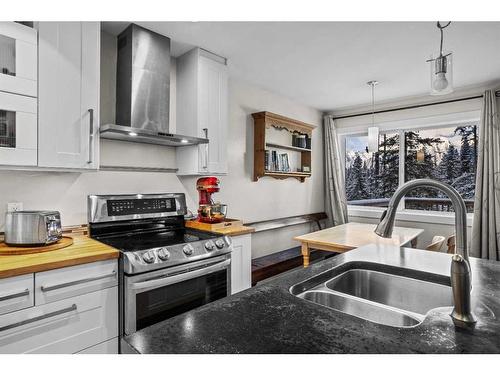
100, 24, 208, 147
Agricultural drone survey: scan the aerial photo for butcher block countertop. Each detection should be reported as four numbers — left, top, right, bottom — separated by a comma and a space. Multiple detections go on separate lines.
0, 235, 119, 279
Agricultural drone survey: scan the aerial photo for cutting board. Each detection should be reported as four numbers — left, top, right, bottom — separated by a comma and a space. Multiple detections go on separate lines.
0, 236, 74, 255
185, 218, 243, 231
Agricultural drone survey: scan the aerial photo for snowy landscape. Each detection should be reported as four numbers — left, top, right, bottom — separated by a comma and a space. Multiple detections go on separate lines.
345, 125, 477, 212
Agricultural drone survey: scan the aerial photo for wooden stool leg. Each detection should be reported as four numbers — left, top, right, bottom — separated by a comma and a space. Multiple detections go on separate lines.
301, 243, 310, 267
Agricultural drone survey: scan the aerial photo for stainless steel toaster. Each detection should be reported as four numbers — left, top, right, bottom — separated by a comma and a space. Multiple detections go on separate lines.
4, 211, 62, 246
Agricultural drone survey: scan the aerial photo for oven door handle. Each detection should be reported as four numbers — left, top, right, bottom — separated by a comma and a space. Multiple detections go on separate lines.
130, 259, 230, 292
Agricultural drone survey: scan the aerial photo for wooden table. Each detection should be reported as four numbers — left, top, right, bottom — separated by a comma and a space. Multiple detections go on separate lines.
294, 222, 423, 267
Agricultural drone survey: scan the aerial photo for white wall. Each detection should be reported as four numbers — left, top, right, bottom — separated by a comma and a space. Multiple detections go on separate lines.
0, 49, 323, 260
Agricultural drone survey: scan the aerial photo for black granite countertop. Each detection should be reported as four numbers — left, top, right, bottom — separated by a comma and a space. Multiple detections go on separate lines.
124, 244, 500, 353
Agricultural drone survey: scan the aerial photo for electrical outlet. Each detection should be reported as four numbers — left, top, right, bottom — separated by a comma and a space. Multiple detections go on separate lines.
7, 202, 23, 212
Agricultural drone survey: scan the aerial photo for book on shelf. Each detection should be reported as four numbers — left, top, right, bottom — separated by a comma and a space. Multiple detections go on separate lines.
264, 149, 290, 172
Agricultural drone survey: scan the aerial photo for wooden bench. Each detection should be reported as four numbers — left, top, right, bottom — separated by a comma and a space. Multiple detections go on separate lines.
251, 246, 336, 286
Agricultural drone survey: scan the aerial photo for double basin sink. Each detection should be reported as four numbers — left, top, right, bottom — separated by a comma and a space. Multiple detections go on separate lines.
290, 262, 453, 328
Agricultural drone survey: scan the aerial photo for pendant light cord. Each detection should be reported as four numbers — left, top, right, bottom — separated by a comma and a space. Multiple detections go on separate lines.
371, 83, 375, 127
437, 21, 451, 57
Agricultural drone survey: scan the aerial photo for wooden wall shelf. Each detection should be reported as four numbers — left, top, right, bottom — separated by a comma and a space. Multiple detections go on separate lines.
252, 111, 316, 183
263, 171, 312, 182
265, 142, 311, 153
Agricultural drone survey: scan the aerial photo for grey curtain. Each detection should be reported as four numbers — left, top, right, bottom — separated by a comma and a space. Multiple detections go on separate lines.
471, 90, 500, 260
324, 115, 348, 227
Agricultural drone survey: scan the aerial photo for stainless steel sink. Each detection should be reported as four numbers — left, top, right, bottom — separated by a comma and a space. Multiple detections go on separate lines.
325, 269, 453, 316
292, 264, 453, 328
301, 290, 421, 327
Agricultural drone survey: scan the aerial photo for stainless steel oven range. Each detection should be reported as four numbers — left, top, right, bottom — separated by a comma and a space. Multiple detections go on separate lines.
87, 193, 231, 340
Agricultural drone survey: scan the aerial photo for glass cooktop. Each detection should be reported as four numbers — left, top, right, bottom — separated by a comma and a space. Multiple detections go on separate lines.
95, 228, 217, 252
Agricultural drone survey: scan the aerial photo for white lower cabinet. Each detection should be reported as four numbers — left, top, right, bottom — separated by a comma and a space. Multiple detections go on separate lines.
35, 259, 118, 305
230, 234, 252, 294
0, 273, 34, 315
0, 260, 118, 354
76, 337, 119, 354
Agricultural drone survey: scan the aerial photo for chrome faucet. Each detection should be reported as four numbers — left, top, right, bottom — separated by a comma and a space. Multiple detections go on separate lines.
374, 178, 476, 328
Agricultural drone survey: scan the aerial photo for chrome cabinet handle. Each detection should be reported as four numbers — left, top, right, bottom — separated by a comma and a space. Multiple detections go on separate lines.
41, 271, 116, 292
0, 289, 29, 302
87, 108, 94, 164
0, 304, 77, 333
202, 128, 208, 169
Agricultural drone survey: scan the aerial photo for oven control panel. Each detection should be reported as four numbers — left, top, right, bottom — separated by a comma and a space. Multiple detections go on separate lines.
88, 193, 187, 223
107, 198, 176, 216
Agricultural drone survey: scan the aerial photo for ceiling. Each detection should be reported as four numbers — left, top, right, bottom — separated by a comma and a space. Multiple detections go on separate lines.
102, 22, 500, 111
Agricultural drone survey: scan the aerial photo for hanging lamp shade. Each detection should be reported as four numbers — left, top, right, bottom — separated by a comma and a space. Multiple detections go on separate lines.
429, 51, 453, 95
366, 80, 379, 152
367, 127, 379, 153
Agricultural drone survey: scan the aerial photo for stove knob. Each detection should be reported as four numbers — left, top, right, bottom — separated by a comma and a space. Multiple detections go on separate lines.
157, 248, 171, 261
204, 240, 215, 251
142, 251, 155, 264
183, 244, 195, 256
215, 239, 225, 249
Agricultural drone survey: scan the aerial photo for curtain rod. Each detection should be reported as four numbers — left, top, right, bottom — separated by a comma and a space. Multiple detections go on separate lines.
331, 90, 500, 121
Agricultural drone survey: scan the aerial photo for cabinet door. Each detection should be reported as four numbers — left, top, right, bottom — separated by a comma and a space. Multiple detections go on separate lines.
230, 234, 252, 294
0, 22, 37, 97
198, 54, 228, 174
38, 22, 99, 169
0, 91, 37, 165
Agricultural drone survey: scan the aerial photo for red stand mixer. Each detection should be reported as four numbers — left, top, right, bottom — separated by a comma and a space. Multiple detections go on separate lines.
196, 177, 228, 223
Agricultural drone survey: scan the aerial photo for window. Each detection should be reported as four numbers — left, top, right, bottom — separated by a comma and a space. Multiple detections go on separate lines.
404, 125, 477, 213
345, 132, 399, 208
344, 123, 478, 214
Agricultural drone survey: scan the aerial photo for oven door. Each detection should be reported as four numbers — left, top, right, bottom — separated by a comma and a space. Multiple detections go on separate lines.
123, 254, 231, 335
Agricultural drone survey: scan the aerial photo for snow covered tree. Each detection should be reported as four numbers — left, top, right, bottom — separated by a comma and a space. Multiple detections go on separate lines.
454, 125, 477, 174
345, 153, 367, 200
378, 133, 399, 198
437, 144, 461, 185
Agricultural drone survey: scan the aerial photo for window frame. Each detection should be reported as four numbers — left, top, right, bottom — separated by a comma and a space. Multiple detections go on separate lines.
338, 110, 480, 226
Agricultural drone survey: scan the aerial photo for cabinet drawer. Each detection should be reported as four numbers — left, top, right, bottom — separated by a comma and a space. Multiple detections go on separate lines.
0, 286, 118, 354
0, 274, 34, 315
0, 22, 37, 97
35, 259, 118, 305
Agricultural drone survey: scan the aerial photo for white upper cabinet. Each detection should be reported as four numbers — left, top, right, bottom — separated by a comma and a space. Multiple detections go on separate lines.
0, 22, 37, 97
37, 22, 100, 169
176, 48, 228, 175
0, 22, 37, 166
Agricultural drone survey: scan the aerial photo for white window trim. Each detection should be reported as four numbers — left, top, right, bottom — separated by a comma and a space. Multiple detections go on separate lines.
339, 110, 480, 226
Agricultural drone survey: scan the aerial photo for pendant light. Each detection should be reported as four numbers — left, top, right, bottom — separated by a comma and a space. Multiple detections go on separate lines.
427, 21, 453, 95
367, 80, 379, 153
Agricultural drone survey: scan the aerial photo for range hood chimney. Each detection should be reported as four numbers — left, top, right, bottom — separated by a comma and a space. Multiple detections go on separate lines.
100, 24, 208, 147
